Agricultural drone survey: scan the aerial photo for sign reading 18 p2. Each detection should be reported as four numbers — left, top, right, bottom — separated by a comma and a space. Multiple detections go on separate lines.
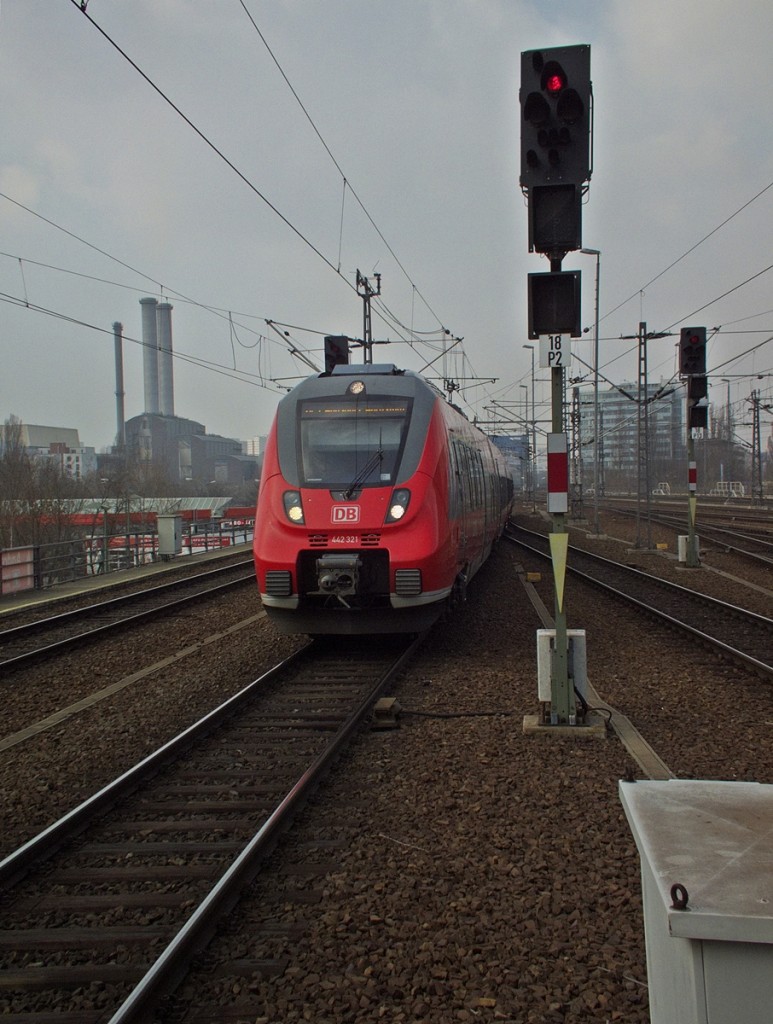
539, 334, 568, 369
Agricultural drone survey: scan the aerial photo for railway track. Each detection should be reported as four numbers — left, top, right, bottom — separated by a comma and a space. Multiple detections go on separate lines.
601, 496, 773, 526
505, 523, 773, 680
0, 633, 423, 1022
657, 515, 773, 566
600, 504, 773, 567
0, 559, 255, 672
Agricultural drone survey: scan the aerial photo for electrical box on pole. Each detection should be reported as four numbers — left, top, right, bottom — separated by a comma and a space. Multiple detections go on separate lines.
528, 184, 582, 254
528, 270, 581, 339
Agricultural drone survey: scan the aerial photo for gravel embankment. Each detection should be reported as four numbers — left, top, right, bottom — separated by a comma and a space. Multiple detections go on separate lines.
0, 582, 303, 858
167, 526, 770, 1022
1, 518, 770, 1022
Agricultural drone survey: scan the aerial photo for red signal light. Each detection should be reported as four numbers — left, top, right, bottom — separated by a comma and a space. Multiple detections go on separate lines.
520, 45, 592, 190
679, 326, 707, 375
542, 61, 568, 94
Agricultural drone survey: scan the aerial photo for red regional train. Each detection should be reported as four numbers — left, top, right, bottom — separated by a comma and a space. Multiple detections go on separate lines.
253, 363, 514, 634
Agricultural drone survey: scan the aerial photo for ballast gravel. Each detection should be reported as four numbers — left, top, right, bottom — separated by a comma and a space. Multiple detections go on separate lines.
1, 518, 770, 1022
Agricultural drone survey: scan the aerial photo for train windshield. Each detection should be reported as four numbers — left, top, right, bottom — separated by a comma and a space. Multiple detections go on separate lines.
298, 396, 412, 488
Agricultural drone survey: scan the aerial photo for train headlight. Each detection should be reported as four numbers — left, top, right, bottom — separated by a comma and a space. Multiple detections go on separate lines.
385, 488, 411, 523
283, 490, 305, 524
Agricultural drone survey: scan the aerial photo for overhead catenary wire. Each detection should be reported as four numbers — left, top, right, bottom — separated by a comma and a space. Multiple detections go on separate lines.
0, 203, 280, 351
236, 0, 448, 334
69, 0, 346, 285
594, 178, 773, 328
659, 261, 773, 335
0, 248, 322, 379
4, 9, 463, 404
70, 0, 454, 351
0, 233, 343, 355
0, 289, 290, 395
23, 4, 770, 444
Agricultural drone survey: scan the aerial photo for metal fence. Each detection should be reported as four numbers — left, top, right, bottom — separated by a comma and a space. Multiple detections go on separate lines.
0, 519, 254, 597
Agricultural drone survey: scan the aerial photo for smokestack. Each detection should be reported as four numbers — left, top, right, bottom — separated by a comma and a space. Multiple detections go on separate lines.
112, 321, 126, 449
156, 302, 175, 417
140, 297, 160, 414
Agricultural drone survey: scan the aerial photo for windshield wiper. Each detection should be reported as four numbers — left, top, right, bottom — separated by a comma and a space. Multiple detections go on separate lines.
343, 448, 384, 499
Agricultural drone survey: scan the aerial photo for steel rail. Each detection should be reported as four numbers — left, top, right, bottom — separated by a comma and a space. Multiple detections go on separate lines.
105, 631, 425, 1024
596, 503, 773, 565
506, 525, 773, 681
0, 644, 310, 889
0, 564, 255, 672
0, 634, 425, 1022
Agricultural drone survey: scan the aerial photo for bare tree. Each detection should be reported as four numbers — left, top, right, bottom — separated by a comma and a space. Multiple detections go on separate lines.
0, 415, 32, 547
0, 415, 89, 581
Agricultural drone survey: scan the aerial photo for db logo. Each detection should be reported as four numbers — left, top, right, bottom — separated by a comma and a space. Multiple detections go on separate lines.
331, 505, 360, 524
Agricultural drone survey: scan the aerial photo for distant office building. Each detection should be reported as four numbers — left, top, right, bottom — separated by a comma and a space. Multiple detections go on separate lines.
47, 443, 97, 481
578, 381, 685, 485
491, 434, 529, 489
192, 432, 255, 485
244, 435, 268, 457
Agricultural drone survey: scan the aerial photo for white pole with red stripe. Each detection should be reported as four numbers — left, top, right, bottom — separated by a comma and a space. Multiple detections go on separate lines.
686, 429, 700, 567
688, 460, 697, 525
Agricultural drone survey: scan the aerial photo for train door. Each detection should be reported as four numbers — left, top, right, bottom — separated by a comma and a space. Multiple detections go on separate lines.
449, 438, 471, 569
467, 445, 485, 557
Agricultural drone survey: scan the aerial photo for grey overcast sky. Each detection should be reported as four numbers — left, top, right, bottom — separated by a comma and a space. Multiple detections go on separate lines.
2, 0, 772, 452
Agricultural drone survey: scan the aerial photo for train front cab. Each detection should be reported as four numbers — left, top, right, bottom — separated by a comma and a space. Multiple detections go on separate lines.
254, 367, 445, 633
254, 365, 511, 635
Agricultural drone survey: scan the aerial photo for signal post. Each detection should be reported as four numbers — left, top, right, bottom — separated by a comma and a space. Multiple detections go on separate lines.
519, 45, 593, 728
679, 327, 708, 568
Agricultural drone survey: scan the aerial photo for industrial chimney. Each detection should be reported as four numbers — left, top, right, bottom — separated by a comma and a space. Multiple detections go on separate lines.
140, 297, 160, 415
112, 321, 126, 449
156, 302, 175, 417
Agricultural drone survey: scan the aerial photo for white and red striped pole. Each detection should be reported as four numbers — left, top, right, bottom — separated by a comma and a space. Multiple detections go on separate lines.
686, 435, 700, 567
547, 433, 569, 515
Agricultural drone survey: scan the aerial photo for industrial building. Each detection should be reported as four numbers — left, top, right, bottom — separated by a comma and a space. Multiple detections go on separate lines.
0, 423, 97, 480
120, 299, 260, 486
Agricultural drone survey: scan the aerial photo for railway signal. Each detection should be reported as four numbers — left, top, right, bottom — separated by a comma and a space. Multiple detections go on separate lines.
521, 46, 591, 257
680, 327, 708, 432
688, 403, 708, 430
519, 43, 594, 729
324, 335, 350, 374
678, 327, 708, 568
679, 327, 707, 376
528, 183, 582, 254
520, 45, 592, 191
